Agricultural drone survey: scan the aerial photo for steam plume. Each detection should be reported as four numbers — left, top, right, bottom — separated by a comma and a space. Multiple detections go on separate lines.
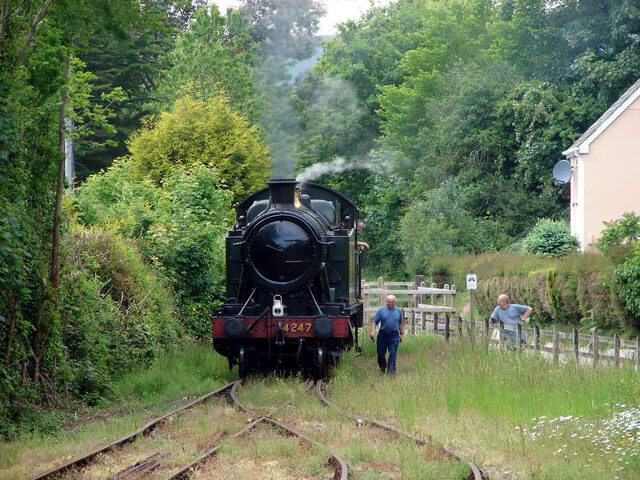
296, 156, 371, 182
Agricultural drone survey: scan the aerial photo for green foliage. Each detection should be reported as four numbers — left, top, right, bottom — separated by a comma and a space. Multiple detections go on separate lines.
443, 250, 632, 333
521, 218, 579, 257
613, 246, 640, 327
158, 6, 261, 121
128, 95, 270, 202
399, 178, 505, 274
75, 160, 233, 337
596, 212, 640, 253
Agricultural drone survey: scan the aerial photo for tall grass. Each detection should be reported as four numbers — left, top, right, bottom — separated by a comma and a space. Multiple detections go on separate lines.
3, 336, 639, 479
330, 334, 640, 479
111, 341, 235, 407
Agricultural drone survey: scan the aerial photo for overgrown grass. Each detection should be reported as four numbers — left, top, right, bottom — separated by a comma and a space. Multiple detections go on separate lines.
3, 337, 640, 479
110, 340, 234, 408
331, 334, 640, 479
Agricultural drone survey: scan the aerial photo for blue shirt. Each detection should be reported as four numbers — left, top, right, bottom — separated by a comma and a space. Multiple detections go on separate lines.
491, 304, 530, 326
372, 305, 403, 332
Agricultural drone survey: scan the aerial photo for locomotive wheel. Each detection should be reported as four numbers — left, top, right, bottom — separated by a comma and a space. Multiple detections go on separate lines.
238, 347, 248, 378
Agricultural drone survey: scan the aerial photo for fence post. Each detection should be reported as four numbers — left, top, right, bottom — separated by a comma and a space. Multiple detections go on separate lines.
573, 328, 579, 362
534, 325, 540, 352
614, 333, 620, 368
433, 312, 438, 333
444, 284, 450, 310
363, 291, 370, 326
636, 336, 640, 371
592, 330, 599, 366
451, 284, 457, 316
431, 283, 437, 328
413, 275, 423, 310
420, 281, 427, 330
553, 327, 559, 364
410, 309, 416, 335
457, 315, 463, 338
517, 324, 523, 352
484, 318, 489, 344
499, 321, 504, 347
445, 314, 450, 341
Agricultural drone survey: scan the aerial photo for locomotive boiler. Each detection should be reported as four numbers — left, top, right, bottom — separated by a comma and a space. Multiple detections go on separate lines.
211, 179, 363, 378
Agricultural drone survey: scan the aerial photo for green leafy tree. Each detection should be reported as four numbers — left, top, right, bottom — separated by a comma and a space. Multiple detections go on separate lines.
158, 5, 261, 121
128, 95, 270, 201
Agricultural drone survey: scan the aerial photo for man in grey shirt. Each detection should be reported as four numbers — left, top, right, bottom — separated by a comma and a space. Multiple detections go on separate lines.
490, 294, 532, 343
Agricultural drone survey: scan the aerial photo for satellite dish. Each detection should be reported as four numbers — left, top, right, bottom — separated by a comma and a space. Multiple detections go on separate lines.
552, 160, 573, 184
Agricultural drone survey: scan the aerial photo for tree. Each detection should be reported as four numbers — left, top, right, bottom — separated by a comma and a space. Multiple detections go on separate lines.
240, 0, 325, 60
75, 1, 204, 179
158, 5, 261, 122
128, 95, 270, 201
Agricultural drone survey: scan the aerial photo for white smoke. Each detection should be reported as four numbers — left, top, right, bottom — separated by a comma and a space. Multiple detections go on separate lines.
296, 156, 371, 182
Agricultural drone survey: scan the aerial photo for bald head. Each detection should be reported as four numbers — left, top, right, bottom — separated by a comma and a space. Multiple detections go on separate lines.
386, 295, 396, 309
497, 294, 510, 308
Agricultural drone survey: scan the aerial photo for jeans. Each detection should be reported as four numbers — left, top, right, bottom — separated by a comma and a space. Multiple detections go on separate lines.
377, 330, 400, 374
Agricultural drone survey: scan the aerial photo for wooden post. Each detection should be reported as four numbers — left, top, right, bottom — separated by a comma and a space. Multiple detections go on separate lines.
451, 284, 457, 316
553, 327, 559, 364
573, 328, 579, 362
614, 333, 620, 367
363, 291, 370, 326
445, 314, 450, 341
636, 336, 640, 371
469, 286, 475, 328
457, 315, 463, 338
592, 330, 599, 366
517, 324, 523, 352
420, 281, 427, 330
410, 309, 416, 335
534, 325, 540, 352
433, 312, 438, 333
430, 282, 437, 328
444, 284, 450, 310
483, 318, 489, 344
499, 321, 504, 346
414, 275, 423, 311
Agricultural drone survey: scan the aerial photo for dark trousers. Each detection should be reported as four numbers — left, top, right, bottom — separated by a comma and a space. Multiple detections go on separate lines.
377, 330, 400, 373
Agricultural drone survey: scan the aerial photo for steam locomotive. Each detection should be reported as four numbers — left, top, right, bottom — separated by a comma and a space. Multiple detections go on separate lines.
211, 179, 363, 378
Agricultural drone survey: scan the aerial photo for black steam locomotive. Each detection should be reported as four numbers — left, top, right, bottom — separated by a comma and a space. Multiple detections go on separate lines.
211, 179, 363, 377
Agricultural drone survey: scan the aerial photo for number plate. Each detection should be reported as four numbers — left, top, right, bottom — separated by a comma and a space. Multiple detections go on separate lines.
282, 322, 313, 333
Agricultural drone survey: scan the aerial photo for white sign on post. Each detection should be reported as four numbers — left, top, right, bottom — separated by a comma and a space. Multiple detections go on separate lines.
466, 274, 477, 290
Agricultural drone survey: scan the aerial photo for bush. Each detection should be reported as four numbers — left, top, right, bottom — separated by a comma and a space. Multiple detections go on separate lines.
614, 245, 640, 329
75, 162, 233, 337
521, 218, 578, 257
596, 211, 640, 253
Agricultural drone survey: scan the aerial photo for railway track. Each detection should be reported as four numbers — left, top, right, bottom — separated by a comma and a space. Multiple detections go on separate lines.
30, 377, 485, 480
315, 380, 486, 480
29, 379, 346, 480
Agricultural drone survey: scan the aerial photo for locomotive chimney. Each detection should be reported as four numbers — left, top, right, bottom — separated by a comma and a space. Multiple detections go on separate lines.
267, 179, 298, 208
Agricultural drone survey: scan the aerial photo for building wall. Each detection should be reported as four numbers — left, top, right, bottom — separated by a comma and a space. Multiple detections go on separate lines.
579, 95, 640, 249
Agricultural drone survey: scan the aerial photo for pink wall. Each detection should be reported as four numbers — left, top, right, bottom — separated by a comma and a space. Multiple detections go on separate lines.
581, 95, 640, 248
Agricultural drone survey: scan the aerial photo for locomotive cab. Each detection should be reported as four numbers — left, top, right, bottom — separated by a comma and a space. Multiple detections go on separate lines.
212, 179, 363, 378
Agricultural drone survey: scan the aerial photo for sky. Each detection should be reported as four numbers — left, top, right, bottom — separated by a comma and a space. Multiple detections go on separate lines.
210, 0, 393, 36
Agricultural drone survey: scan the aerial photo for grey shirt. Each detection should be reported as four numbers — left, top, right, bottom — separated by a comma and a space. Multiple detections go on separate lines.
490, 304, 530, 326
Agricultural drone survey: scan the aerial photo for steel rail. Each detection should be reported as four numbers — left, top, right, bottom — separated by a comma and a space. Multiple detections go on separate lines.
316, 381, 485, 480
165, 379, 347, 480
30, 380, 240, 480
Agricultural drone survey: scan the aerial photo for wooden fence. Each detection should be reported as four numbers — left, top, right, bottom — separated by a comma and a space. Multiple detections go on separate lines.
362, 275, 457, 335
362, 277, 640, 370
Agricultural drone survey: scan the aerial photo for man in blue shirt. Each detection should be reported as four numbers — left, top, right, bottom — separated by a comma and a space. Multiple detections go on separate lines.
370, 295, 403, 374
490, 294, 532, 343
